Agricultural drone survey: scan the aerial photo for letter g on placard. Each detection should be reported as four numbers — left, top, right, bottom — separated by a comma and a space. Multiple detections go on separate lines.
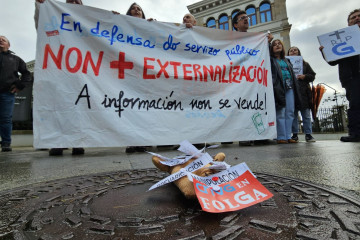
332, 42, 355, 56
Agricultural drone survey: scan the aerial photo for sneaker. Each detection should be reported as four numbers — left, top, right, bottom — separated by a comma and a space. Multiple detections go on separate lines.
1, 142, 12, 152
291, 134, 299, 142
49, 148, 64, 156
72, 148, 85, 155
305, 134, 316, 142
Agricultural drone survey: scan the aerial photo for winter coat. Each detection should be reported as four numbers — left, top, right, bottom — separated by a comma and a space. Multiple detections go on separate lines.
0, 51, 31, 93
296, 61, 316, 110
270, 56, 301, 110
329, 55, 360, 89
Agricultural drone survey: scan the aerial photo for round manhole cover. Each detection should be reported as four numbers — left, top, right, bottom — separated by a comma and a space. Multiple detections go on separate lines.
0, 169, 359, 239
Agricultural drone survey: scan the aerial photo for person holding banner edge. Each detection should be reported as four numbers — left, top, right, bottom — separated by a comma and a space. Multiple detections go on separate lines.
232, 11, 273, 146
0, 36, 31, 152
287, 47, 316, 143
319, 9, 360, 142
35, 0, 85, 156
270, 40, 301, 144
124, 2, 153, 153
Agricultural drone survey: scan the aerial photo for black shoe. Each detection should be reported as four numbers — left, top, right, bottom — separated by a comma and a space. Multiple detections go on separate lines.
340, 135, 360, 142
126, 146, 147, 153
125, 146, 135, 153
1, 142, 12, 152
135, 146, 147, 152
72, 148, 85, 155
157, 145, 174, 148
291, 134, 299, 142
193, 143, 205, 149
254, 140, 270, 145
221, 142, 233, 144
49, 148, 63, 156
239, 141, 254, 146
305, 134, 315, 142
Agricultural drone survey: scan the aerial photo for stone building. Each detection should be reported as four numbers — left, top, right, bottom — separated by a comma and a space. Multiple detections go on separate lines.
187, 0, 291, 51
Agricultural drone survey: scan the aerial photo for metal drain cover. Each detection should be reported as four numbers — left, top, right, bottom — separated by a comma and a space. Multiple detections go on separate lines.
1, 169, 360, 239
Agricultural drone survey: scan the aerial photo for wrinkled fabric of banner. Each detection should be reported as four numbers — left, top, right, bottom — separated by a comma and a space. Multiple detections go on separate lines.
33, 0, 276, 148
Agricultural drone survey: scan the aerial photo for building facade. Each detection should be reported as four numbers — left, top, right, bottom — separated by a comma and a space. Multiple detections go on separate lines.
187, 0, 291, 51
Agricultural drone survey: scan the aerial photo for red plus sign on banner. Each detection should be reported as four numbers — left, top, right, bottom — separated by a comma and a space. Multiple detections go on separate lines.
110, 52, 134, 79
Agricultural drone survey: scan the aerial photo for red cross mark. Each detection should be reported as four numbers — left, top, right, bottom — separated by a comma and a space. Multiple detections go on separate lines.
110, 52, 134, 79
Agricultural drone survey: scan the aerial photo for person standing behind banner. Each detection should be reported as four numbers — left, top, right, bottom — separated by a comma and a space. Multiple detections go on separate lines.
35, 0, 85, 156
287, 47, 316, 143
0, 36, 31, 152
270, 40, 301, 144
232, 11, 273, 146
124, 2, 153, 154
183, 13, 197, 28
319, 9, 360, 142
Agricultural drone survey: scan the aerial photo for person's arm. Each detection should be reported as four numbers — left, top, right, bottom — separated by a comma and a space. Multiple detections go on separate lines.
319, 45, 338, 66
303, 62, 316, 82
297, 61, 315, 82
267, 32, 273, 43
11, 57, 31, 93
34, 0, 45, 29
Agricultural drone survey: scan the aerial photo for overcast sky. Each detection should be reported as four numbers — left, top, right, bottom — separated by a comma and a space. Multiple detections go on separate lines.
1, 0, 358, 107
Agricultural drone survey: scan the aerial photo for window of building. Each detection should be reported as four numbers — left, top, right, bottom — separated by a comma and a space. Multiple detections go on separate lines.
206, 18, 216, 28
260, 2, 272, 23
246, 6, 256, 26
219, 15, 229, 30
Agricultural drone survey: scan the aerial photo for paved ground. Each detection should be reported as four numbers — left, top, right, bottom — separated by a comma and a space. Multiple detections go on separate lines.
1, 137, 360, 239
1, 138, 359, 200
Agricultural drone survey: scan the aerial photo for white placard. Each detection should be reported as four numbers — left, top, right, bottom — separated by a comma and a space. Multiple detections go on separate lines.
318, 25, 360, 62
285, 56, 303, 76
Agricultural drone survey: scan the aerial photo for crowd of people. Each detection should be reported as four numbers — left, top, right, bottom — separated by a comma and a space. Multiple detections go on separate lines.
1, 1, 359, 153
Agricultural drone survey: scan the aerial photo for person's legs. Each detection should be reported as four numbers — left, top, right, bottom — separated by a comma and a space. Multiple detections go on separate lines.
301, 108, 312, 134
291, 109, 299, 141
284, 89, 295, 140
276, 107, 286, 141
292, 109, 299, 134
0, 92, 15, 151
301, 108, 315, 142
341, 78, 360, 142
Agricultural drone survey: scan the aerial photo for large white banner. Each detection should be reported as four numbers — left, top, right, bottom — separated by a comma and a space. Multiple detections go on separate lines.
33, 0, 276, 148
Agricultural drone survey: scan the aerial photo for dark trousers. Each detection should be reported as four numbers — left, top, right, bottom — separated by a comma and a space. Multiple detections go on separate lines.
345, 77, 360, 135
0, 92, 15, 144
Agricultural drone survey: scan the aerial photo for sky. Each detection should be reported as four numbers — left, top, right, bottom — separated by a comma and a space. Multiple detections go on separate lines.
1, 0, 358, 108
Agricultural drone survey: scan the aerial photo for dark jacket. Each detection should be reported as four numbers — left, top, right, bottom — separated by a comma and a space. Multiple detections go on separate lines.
329, 55, 360, 89
0, 51, 31, 93
296, 61, 316, 110
270, 56, 301, 110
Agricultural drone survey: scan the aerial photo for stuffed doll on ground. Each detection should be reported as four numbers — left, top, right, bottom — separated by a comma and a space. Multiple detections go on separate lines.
152, 152, 226, 199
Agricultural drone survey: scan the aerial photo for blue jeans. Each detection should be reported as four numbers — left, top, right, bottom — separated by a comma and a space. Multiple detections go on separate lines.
0, 92, 15, 144
292, 108, 312, 134
276, 89, 295, 140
